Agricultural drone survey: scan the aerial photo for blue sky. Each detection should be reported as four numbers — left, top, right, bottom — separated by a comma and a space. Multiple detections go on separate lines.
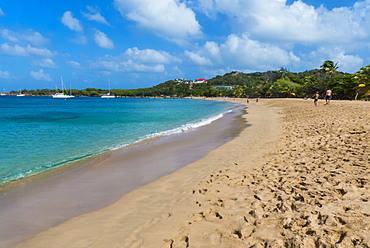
0, 0, 369, 90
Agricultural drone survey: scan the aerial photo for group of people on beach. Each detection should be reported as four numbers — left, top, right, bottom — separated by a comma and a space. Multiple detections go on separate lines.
313, 89, 332, 106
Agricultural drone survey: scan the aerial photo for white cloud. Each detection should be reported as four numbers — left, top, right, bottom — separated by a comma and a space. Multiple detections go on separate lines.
62, 11, 83, 32
0, 7, 5, 16
124, 47, 179, 64
303, 47, 363, 73
67, 61, 81, 68
93, 59, 164, 72
30, 69, 52, 81
0, 29, 18, 43
32, 58, 58, 68
186, 33, 299, 72
197, 0, 370, 47
82, 6, 110, 25
0, 43, 54, 57
114, 0, 202, 45
70, 35, 88, 45
91, 47, 179, 72
191, 0, 370, 73
94, 30, 114, 49
23, 30, 49, 46
0, 29, 48, 46
221, 34, 298, 69
334, 54, 363, 73
184, 51, 212, 66
0, 70, 10, 79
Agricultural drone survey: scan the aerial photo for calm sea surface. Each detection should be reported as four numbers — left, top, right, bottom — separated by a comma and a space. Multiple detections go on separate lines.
0, 96, 238, 184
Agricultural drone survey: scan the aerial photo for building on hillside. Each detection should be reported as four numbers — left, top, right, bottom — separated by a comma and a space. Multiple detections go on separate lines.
175, 78, 187, 83
215, 85, 234, 90
188, 78, 208, 89
194, 78, 208, 83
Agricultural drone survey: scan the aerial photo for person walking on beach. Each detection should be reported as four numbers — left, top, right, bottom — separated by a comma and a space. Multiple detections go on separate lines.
325, 89, 332, 104
313, 91, 319, 107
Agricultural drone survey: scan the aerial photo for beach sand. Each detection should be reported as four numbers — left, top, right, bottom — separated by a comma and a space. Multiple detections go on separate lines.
14, 99, 370, 247
0, 102, 244, 247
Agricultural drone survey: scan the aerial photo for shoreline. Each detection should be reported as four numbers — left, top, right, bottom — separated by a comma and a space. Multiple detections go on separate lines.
0, 99, 246, 248
8, 98, 370, 247
0, 97, 234, 189
13, 98, 281, 248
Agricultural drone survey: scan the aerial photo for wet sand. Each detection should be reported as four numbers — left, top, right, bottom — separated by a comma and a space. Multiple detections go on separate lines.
0, 103, 245, 248
8, 98, 370, 247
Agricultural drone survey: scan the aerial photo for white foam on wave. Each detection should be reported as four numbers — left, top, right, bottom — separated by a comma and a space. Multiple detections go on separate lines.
109, 109, 232, 152
1, 107, 236, 183
1, 100, 239, 184
149, 111, 229, 137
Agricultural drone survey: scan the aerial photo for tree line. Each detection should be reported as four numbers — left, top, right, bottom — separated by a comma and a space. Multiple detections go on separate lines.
9, 61, 370, 100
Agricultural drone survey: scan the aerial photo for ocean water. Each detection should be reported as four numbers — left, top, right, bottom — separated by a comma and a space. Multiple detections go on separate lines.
0, 96, 238, 184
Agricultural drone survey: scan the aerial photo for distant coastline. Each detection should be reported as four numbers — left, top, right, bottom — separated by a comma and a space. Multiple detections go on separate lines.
3, 64, 369, 100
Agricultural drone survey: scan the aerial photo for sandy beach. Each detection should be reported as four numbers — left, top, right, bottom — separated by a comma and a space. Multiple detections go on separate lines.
13, 98, 370, 247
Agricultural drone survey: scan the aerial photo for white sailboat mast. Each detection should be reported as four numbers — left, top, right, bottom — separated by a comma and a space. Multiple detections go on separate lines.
61, 76, 65, 94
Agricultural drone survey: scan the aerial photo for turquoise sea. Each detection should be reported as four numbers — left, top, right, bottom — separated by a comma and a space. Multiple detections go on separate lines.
0, 96, 238, 184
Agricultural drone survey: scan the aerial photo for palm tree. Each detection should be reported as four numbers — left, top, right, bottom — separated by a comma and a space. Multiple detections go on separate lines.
320, 60, 339, 93
354, 65, 370, 99
320, 60, 339, 76
233, 85, 245, 98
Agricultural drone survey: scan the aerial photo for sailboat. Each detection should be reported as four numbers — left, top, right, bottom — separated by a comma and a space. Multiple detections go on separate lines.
0, 88, 7, 96
17, 88, 25, 97
101, 80, 115, 98
52, 77, 75, 99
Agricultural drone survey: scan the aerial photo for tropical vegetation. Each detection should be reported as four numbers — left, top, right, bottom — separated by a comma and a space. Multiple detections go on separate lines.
7, 61, 370, 100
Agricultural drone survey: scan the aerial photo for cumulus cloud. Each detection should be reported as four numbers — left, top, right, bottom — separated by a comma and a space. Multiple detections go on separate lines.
67, 61, 81, 68
62, 11, 83, 32
82, 6, 110, 25
114, 0, 202, 44
197, 0, 370, 47
94, 30, 114, 49
30, 69, 52, 81
333, 54, 363, 73
0, 43, 54, 57
191, 0, 370, 73
0, 29, 18, 43
302, 47, 363, 73
0, 70, 10, 79
23, 30, 49, 46
70, 35, 88, 45
221, 34, 299, 70
185, 33, 299, 72
184, 51, 212, 66
124, 47, 180, 64
91, 47, 179, 72
32, 58, 58, 68
0, 29, 48, 46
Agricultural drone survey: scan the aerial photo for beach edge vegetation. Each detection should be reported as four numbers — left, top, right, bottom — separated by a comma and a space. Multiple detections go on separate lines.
8, 61, 370, 100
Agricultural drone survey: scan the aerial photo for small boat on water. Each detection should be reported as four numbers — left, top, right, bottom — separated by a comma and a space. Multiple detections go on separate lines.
52, 92, 75, 99
52, 77, 75, 99
17, 89, 25, 97
0, 89, 7, 96
101, 92, 115, 99
101, 80, 115, 98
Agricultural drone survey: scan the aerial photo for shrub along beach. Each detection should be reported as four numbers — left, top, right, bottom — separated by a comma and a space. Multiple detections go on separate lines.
4, 61, 370, 101
11, 98, 370, 247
